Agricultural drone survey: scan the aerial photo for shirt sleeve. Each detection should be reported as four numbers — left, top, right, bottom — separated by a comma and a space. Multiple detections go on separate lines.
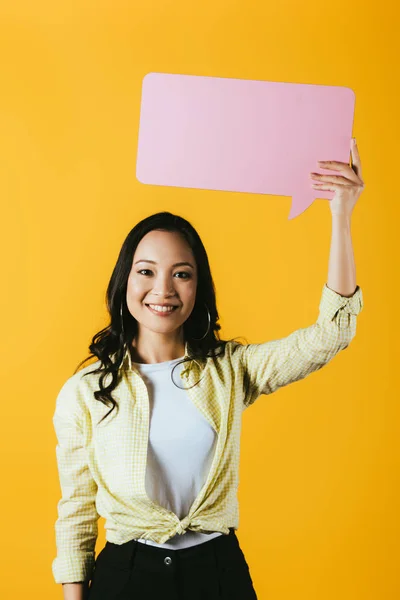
238, 283, 364, 409
51, 378, 100, 584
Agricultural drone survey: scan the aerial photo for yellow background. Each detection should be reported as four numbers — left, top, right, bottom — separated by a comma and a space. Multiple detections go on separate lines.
1, 1, 398, 598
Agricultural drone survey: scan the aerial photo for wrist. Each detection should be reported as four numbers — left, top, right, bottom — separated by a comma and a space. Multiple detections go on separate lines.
330, 211, 353, 222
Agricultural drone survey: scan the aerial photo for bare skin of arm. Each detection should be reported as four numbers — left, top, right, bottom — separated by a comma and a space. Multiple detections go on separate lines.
327, 213, 356, 297
61, 581, 90, 600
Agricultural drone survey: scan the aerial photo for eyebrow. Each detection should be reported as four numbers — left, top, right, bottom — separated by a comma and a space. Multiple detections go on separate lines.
134, 259, 195, 269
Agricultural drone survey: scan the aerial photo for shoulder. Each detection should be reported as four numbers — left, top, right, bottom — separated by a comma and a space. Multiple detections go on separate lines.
53, 359, 102, 421
211, 339, 247, 366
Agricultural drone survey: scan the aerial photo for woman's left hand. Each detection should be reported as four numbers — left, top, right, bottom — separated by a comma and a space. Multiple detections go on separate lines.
310, 138, 365, 217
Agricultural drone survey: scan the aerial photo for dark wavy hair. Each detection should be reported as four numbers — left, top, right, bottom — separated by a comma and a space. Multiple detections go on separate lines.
74, 211, 245, 424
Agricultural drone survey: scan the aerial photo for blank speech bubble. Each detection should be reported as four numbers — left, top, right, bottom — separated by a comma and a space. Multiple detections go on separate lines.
136, 73, 355, 219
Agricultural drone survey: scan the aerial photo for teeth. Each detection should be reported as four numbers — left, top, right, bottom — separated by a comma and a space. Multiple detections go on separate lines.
148, 304, 176, 312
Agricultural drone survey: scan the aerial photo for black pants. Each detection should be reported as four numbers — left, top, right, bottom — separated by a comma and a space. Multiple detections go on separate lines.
87, 528, 258, 600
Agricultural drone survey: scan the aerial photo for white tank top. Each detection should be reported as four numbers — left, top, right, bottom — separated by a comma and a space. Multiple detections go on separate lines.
132, 355, 223, 549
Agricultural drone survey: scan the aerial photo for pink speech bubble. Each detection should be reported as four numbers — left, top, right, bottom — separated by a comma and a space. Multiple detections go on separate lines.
136, 73, 355, 219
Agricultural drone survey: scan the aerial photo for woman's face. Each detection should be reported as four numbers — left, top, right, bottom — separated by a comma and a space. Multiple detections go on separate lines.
126, 229, 198, 338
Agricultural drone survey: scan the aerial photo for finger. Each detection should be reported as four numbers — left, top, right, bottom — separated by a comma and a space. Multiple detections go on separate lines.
311, 174, 353, 185
317, 161, 359, 183
312, 182, 349, 190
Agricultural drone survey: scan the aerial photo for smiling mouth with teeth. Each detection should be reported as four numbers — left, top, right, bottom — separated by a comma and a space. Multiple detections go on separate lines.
145, 304, 179, 314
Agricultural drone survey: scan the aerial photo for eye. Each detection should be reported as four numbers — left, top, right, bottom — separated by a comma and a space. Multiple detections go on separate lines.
137, 269, 191, 279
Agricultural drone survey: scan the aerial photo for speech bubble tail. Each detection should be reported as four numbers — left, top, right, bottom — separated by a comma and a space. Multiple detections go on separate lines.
288, 195, 315, 220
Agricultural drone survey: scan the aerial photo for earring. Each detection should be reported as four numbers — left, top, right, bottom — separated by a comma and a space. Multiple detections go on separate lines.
120, 301, 125, 339
191, 303, 211, 341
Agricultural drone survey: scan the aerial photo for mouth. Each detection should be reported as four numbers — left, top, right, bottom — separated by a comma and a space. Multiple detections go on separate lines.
145, 304, 179, 316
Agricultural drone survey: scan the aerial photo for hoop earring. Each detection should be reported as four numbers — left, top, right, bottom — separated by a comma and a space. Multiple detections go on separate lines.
120, 301, 125, 339
191, 303, 211, 341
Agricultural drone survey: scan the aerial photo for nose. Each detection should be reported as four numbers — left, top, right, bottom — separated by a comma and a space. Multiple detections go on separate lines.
152, 273, 178, 297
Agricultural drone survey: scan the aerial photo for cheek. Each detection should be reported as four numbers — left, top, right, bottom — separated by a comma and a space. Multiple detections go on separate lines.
183, 292, 197, 314
126, 287, 146, 314
127, 278, 146, 296
183, 286, 197, 305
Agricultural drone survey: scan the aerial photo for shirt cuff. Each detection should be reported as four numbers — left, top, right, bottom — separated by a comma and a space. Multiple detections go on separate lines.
318, 283, 364, 324
52, 552, 95, 584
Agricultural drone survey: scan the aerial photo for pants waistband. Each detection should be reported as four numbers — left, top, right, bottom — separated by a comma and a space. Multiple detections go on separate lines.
98, 528, 239, 573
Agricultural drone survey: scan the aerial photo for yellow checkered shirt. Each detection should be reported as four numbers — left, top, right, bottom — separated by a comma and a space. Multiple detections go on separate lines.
52, 282, 364, 583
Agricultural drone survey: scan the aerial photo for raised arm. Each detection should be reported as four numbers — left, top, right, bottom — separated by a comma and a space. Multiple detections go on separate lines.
238, 140, 365, 409
312, 136, 365, 296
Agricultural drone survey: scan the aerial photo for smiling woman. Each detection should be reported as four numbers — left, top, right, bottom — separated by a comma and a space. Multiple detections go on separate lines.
52, 211, 260, 599
52, 211, 363, 600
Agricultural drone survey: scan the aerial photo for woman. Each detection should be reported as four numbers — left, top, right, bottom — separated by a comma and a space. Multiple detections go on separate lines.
52, 140, 365, 600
